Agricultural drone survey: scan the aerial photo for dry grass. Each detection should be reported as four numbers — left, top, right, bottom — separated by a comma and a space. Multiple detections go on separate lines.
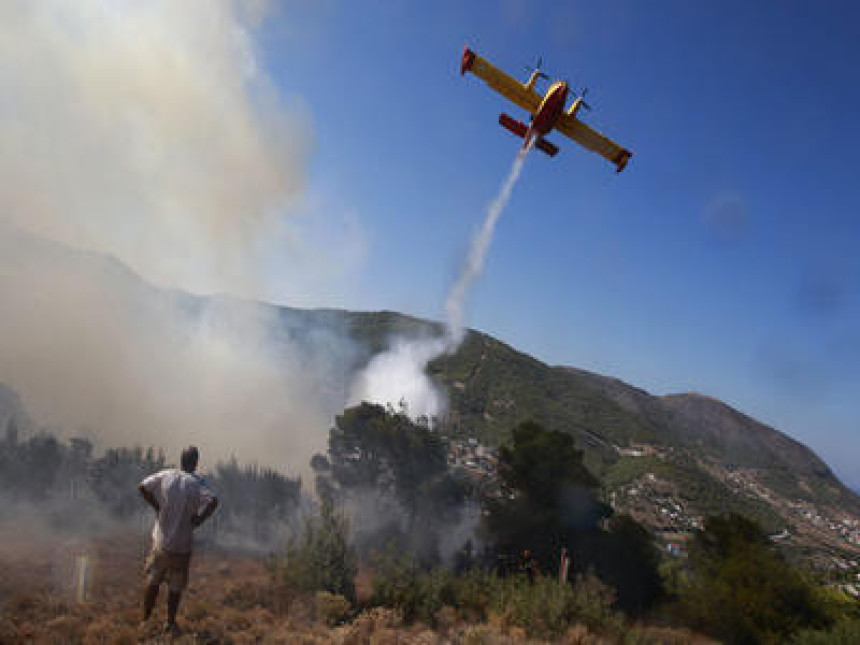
0, 528, 712, 644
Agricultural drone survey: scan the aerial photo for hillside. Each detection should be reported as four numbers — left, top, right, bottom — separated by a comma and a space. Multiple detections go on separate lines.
303, 308, 860, 560
2, 227, 859, 565
422, 329, 860, 561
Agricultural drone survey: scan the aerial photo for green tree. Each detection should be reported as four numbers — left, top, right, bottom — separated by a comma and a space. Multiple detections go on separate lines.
276, 497, 358, 602
323, 402, 467, 565
581, 514, 664, 616
209, 458, 301, 543
90, 446, 165, 516
483, 421, 663, 616
483, 420, 609, 573
683, 513, 829, 644
369, 546, 454, 623
327, 402, 448, 512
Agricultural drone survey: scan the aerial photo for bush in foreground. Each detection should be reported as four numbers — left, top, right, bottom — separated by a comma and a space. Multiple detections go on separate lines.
369, 546, 454, 623
682, 513, 830, 644
272, 498, 358, 602
368, 551, 623, 640
315, 590, 352, 626
485, 572, 624, 639
791, 618, 860, 645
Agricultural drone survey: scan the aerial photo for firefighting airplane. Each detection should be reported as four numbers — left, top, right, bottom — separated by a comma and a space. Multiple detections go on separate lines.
460, 46, 632, 172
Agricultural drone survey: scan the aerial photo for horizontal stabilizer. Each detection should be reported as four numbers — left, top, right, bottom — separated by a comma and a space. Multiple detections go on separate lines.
499, 113, 528, 138
533, 136, 559, 157
498, 113, 559, 157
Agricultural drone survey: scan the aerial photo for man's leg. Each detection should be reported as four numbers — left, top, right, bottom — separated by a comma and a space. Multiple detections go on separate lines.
166, 589, 183, 626
143, 549, 164, 622
165, 553, 190, 630
143, 583, 159, 621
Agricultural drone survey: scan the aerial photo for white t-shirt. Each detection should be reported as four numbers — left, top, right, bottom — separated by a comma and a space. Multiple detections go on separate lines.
140, 469, 216, 554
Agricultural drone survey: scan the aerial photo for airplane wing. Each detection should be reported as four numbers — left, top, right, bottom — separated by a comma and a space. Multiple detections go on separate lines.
555, 113, 632, 172
461, 48, 541, 114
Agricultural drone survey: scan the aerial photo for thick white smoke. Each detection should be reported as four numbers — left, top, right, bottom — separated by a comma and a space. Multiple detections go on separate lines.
348, 337, 447, 419
0, 0, 309, 296
0, 2, 356, 473
352, 145, 532, 418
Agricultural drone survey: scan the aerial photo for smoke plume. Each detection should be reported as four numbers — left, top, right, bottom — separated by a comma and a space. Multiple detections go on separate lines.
0, 2, 357, 473
348, 336, 447, 419
0, 0, 309, 296
353, 145, 532, 418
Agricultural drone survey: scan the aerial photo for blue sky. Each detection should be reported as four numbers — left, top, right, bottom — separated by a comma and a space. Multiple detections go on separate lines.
254, 1, 859, 488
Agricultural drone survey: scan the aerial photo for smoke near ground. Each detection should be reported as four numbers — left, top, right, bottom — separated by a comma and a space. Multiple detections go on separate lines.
354, 145, 533, 418
0, 2, 355, 473
0, 227, 358, 474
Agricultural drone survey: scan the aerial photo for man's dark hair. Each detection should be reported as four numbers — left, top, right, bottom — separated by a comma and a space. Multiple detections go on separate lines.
180, 446, 199, 472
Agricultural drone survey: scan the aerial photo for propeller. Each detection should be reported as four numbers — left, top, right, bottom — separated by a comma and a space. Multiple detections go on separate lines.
568, 84, 592, 112
523, 56, 549, 81
578, 87, 593, 112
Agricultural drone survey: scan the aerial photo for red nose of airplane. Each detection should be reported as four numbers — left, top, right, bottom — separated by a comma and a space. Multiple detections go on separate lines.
461, 46, 476, 76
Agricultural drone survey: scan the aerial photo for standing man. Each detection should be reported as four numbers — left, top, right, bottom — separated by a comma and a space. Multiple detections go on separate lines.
138, 446, 219, 634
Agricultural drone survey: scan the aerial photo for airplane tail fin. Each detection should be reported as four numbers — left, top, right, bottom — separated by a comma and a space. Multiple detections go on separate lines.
499, 114, 558, 157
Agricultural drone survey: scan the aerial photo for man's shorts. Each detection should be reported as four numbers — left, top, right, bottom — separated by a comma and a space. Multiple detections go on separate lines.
144, 548, 192, 592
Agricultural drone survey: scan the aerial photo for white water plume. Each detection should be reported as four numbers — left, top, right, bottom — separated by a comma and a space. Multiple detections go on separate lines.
352, 143, 533, 418
444, 143, 533, 348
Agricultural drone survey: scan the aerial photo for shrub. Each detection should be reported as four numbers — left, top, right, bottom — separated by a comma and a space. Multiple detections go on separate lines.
452, 569, 622, 639
315, 590, 352, 626
369, 546, 454, 624
488, 572, 623, 640
450, 567, 496, 620
185, 599, 209, 621
682, 514, 830, 644
273, 498, 358, 602
368, 564, 625, 640
791, 618, 860, 645
341, 607, 403, 642
566, 572, 625, 634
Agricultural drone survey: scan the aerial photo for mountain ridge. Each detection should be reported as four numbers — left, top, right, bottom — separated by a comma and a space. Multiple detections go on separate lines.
2, 226, 858, 564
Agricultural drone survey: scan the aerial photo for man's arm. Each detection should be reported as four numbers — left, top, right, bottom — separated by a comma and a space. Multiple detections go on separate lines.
138, 483, 160, 514
191, 496, 218, 528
